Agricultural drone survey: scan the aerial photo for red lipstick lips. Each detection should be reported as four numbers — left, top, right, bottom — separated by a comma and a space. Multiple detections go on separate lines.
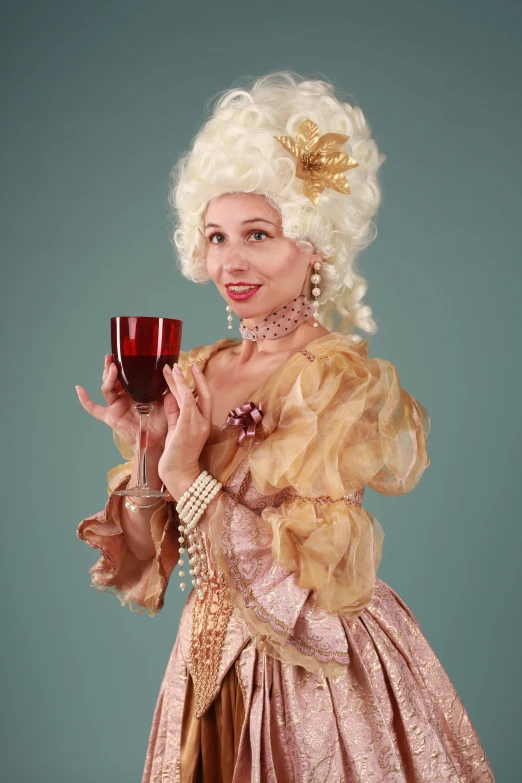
226, 283, 262, 301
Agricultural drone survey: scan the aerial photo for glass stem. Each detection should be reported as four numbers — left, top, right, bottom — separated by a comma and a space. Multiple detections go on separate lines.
134, 403, 154, 489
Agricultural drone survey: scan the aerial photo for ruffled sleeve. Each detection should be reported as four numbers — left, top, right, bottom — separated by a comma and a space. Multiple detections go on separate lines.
75, 349, 197, 616
204, 337, 430, 673
77, 458, 180, 616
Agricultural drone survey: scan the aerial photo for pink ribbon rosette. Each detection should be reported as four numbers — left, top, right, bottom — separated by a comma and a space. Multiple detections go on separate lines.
221, 401, 264, 446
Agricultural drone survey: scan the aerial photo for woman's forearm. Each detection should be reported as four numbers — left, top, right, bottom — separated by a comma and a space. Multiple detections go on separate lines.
117, 456, 226, 564
117, 443, 165, 561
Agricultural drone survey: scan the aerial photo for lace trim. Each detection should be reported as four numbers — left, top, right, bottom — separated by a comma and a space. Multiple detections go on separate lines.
298, 348, 316, 362
291, 489, 364, 507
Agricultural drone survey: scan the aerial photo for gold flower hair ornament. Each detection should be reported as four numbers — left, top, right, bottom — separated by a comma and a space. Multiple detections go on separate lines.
274, 118, 358, 205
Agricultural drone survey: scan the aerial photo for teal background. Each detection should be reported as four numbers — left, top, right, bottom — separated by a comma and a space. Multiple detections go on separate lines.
2, 0, 520, 780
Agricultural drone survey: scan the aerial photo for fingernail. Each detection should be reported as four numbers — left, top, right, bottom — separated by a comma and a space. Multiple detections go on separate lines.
192, 364, 201, 373
174, 364, 182, 374
75, 385, 79, 392
164, 364, 171, 373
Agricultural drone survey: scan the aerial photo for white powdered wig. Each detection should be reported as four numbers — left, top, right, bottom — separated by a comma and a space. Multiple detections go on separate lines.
169, 71, 386, 338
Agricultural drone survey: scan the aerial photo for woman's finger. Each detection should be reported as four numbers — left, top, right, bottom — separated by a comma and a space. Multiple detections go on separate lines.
163, 364, 181, 406
174, 388, 195, 439
102, 353, 113, 383
172, 363, 190, 392
101, 362, 121, 406
163, 390, 180, 428
102, 354, 112, 384
75, 385, 108, 422
191, 365, 212, 422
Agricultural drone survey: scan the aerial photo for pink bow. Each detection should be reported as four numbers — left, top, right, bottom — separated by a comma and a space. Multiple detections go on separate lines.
221, 401, 264, 446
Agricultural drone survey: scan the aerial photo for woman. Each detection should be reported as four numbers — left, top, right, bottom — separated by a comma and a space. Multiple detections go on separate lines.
76, 72, 495, 782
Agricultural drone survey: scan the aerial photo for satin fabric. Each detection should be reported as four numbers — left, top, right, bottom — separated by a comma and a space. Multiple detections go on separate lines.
180, 666, 245, 782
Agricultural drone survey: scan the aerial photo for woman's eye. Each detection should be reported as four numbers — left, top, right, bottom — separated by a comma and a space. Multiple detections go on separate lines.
207, 230, 269, 244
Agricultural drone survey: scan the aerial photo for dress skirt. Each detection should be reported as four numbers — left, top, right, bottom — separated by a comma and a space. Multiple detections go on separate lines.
141, 574, 495, 783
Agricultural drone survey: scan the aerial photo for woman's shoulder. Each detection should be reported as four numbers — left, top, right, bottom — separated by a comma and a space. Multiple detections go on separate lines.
248, 332, 375, 495
289, 331, 373, 389
309, 331, 371, 362
177, 330, 373, 394
246, 332, 370, 432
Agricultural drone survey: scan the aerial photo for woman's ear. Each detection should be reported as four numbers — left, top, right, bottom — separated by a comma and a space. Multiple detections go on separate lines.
310, 249, 323, 267
296, 238, 319, 256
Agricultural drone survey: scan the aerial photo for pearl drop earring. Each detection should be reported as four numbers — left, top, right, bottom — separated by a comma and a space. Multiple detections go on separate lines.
226, 304, 233, 330
311, 261, 322, 327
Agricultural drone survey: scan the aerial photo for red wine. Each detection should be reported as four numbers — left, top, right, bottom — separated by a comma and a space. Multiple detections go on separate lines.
111, 316, 182, 405
113, 353, 178, 404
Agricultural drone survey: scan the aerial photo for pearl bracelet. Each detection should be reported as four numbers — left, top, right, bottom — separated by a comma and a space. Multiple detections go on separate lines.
176, 470, 212, 514
176, 470, 223, 600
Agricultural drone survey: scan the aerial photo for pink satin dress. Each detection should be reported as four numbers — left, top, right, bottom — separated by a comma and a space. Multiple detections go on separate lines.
78, 333, 495, 782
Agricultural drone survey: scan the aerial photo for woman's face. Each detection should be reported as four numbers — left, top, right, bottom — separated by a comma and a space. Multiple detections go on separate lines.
203, 192, 321, 326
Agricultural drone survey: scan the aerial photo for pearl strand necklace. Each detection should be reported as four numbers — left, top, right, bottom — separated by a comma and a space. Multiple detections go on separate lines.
176, 470, 223, 600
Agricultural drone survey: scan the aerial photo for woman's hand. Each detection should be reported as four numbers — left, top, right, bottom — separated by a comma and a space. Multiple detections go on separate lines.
75, 354, 171, 452
157, 363, 213, 496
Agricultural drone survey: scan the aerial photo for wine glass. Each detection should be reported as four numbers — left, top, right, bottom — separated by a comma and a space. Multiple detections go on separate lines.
110, 316, 182, 498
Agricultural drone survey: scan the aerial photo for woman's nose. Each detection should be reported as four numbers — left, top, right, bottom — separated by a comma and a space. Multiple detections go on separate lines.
222, 247, 250, 272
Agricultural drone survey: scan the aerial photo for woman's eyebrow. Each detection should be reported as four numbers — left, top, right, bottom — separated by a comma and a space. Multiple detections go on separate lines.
204, 218, 276, 229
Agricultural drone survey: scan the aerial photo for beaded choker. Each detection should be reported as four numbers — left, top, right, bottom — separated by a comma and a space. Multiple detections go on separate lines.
239, 294, 313, 341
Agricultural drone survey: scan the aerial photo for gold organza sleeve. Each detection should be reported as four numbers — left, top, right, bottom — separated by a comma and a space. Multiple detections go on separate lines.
238, 344, 430, 618
249, 342, 431, 499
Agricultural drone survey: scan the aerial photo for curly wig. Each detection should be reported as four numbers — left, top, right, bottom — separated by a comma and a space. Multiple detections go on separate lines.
169, 70, 386, 338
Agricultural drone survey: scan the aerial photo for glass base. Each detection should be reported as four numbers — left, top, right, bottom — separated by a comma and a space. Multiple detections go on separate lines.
112, 486, 170, 499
